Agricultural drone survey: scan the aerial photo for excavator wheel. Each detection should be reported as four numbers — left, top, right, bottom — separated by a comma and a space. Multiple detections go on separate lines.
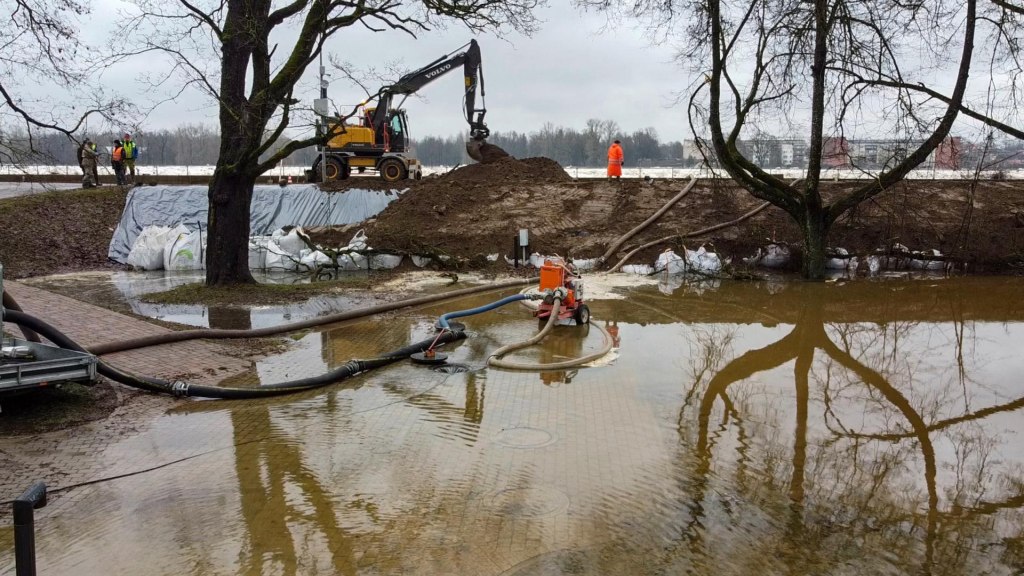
325, 157, 350, 181
379, 158, 408, 182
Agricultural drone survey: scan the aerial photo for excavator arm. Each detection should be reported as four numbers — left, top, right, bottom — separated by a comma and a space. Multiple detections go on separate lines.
370, 40, 490, 161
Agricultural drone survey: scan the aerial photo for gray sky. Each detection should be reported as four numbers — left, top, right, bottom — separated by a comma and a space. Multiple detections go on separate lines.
75, 0, 1016, 145
86, 2, 697, 141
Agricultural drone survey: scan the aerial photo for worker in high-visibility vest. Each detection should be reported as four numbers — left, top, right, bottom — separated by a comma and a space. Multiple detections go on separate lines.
111, 140, 126, 185
607, 140, 624, 179
122, 133, 139, 185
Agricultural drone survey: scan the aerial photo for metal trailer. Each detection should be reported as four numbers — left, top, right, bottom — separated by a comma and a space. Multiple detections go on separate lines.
1, 263, 98, 396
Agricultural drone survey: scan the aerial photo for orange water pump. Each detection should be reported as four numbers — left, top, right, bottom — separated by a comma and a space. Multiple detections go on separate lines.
535, 260, 590, 325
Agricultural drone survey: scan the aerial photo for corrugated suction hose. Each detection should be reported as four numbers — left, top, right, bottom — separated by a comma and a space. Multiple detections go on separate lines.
487, 298, 614, 371
4, 309, 466, 399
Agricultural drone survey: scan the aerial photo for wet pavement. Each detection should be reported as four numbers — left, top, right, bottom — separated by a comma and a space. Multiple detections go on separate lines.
0, 182, 80, 199
3, 275, 1024, 574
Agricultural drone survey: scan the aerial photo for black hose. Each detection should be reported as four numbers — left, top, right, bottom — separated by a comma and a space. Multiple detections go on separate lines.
4, 310, 466, 399
86, 278, 536, 356
2, 290, 41, 343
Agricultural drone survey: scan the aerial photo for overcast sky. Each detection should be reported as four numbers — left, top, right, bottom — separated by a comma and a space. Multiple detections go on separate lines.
73, 0, 1016, 144
84, 2, 700, 141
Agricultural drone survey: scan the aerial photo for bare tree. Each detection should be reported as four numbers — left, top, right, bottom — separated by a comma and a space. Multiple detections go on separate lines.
0, 0, 127, 167
118, 0, 540, 286
582, 0, 1024, 278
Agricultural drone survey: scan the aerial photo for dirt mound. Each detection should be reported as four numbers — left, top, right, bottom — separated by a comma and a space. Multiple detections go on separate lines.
0, 187, 127, 279
476, 142, 510, 164
438, 156, 571, 186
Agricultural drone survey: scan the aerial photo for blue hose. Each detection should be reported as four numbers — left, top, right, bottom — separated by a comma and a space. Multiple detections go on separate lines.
438, 294, 529, 329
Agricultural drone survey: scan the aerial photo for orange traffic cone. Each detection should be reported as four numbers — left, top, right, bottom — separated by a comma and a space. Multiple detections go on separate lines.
287, 175, 293, 184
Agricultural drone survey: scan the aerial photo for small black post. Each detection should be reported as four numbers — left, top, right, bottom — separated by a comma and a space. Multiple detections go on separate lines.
513, 235, 520, 268
14, 481, 47, 576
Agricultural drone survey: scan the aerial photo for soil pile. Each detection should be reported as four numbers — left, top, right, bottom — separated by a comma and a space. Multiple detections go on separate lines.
359, 177, 1024, 272
432, 156, 571, 186
0, 188, 127, 278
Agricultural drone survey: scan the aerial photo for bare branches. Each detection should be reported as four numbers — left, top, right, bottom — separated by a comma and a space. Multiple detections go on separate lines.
177, 0, 224, 38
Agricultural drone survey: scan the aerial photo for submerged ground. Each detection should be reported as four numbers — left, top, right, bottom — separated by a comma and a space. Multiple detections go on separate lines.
2, 271, 1024, 575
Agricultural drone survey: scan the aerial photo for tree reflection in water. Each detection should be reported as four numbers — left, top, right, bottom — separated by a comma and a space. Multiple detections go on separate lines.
672, 288, 1024, 575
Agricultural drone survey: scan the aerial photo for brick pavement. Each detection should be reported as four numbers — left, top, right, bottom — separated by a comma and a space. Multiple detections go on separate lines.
0, 281, 255, 503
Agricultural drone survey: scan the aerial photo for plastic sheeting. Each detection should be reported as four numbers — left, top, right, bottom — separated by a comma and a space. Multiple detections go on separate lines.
108, 185, 406, 263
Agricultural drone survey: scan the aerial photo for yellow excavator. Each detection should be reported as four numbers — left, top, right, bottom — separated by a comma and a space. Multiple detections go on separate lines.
310, 40, 490, 182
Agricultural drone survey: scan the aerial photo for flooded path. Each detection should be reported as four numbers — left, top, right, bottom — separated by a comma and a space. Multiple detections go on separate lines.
3, 276, 1024, 574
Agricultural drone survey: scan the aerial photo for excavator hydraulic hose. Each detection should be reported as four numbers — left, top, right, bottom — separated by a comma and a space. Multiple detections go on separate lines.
3, 309, 466, 400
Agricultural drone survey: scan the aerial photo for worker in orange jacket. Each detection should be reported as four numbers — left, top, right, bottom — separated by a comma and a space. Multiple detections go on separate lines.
607, 140, 624, 179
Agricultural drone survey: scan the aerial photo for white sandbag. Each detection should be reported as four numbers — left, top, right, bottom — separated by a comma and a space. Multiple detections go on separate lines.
528, 253, 549, 268
347, 229, 369, 251
248, 236, 272, 270
910, 249, 945, 271
299, 250, 332, 270
126, 225, 173, 270
655, 251, 687, 274
336, 252, 368, 271
572, 258, 600, 272
163, 225, 206, 270
826, 247, 853, 270
486, 253, 499, 262
370, 254, 403, 269
265, 240, 299, 271
276, 228, 309, 257
685, 247, 722, 274
745, 244, 790, 269
866, 255, 881, 275
622, 264, 654, 275
412, 255, 432, 268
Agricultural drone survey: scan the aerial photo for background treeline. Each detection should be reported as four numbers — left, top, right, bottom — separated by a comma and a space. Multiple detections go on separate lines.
4, 120, 1022, 170
0, 120, 684, 168
414, 120, 684, 167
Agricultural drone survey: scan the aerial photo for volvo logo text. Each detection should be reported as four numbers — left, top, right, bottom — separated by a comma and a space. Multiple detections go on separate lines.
426, 64, 452, 78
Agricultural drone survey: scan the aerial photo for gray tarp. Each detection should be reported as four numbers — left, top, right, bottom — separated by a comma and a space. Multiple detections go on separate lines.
108, 185, 405, 263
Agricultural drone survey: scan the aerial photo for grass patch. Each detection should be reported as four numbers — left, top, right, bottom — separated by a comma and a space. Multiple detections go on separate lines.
141, 277, 375, 306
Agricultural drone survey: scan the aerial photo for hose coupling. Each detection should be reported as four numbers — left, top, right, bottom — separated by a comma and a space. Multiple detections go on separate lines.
170, 381, 190, 397
543, 287, 568, 304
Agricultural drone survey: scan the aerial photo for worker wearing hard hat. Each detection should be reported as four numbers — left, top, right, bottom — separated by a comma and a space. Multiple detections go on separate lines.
607, 140, 624, 179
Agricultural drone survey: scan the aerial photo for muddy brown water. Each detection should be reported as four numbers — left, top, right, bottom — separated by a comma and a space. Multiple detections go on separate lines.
3, 276, 1024, 574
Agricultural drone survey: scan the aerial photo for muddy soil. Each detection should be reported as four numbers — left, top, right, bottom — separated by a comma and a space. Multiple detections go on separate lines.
0, 187, 128, 279
362, 169, 1024, 271
0, 380, 121, 436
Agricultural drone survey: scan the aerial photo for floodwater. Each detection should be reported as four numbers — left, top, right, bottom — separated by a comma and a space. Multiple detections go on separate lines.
4, 275, 1024, 575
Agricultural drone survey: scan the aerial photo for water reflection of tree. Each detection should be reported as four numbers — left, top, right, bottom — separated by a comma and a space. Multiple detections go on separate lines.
231, 406, 358, 576
674, 296, 1024, 575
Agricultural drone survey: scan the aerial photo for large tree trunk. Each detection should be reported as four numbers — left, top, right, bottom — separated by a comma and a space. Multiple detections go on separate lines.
206, 169, 257, 286
800, 207, 829, 280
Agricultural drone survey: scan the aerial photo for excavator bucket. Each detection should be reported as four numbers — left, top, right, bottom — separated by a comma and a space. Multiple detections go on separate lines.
466, 139, 486, 163
466, 139, 509, 164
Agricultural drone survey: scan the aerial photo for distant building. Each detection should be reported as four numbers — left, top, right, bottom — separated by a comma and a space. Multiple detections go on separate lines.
823, 137, 850, 168
935, 137, 962, 170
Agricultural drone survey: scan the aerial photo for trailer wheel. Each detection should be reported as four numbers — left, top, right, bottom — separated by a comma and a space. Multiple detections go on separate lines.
379, 158, 408, 182
573, 304, 590, 325
325, 157, 350, 181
